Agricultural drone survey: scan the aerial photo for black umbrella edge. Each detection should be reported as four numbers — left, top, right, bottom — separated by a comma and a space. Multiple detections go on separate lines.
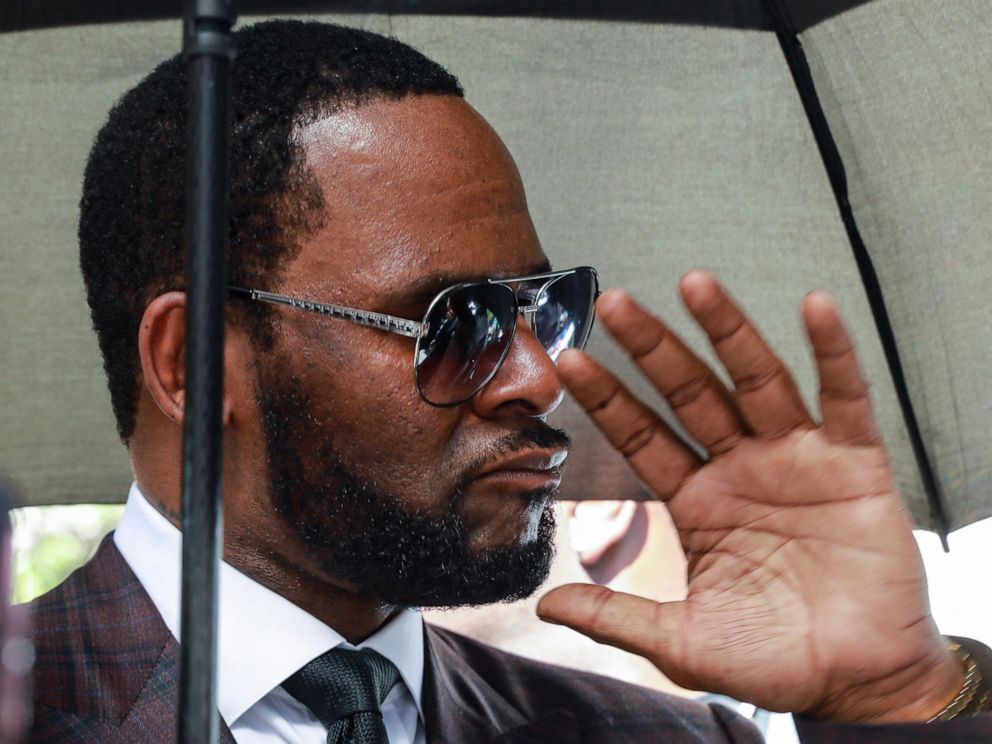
2, 0, 880, 35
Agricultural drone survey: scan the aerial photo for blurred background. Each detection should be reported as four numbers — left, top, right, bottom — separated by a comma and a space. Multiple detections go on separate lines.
11, 504, 122, 605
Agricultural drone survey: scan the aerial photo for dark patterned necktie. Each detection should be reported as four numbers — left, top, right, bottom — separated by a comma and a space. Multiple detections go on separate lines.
282, 647, 400, 744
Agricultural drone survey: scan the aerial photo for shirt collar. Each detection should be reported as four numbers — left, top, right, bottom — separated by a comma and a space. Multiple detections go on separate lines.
114, 482, 425, 726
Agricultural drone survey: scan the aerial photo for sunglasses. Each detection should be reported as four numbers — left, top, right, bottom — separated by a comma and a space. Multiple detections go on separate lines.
228, 266, 599, 406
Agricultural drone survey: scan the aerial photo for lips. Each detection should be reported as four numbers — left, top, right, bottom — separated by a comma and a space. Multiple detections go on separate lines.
472, 448, 569, 489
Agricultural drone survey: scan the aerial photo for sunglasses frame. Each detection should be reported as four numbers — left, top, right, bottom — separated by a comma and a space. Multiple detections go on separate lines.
228, 265, 600, 406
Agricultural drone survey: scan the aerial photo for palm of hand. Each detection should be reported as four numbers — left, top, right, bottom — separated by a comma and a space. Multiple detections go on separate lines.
538, 273, 957, 722
667, 433, 927, 712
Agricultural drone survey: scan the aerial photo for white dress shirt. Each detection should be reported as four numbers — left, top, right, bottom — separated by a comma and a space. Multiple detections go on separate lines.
114, 483, 426, 743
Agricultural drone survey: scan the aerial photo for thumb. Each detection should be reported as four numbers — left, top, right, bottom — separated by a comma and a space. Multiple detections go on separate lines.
536, 583, 686, 667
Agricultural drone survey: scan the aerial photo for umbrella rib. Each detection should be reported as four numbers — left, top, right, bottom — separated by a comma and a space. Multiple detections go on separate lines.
760, 0, 951, 549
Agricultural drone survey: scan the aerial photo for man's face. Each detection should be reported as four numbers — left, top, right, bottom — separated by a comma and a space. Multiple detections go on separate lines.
246, 95, 570, 608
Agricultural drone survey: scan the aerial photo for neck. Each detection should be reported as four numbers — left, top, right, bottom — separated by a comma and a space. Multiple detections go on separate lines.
133, 434, 403, 644
222, 529, 402, 644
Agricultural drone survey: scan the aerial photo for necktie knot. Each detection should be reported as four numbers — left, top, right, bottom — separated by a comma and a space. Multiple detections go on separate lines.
282, 647, 400, 743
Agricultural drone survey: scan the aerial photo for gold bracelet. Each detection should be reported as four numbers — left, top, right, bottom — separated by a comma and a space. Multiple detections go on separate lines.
928, 642, 989, 722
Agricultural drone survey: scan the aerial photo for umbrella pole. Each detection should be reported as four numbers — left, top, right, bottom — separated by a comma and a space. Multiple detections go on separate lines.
178, 1, 236, 742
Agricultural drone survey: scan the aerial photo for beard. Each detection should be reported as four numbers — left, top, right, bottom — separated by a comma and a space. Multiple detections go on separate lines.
256, 366, 568, 608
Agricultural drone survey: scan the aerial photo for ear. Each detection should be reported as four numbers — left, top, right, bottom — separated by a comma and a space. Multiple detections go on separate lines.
137, 292, 235, 427
138, 292, 187, 424
567, 500, 638, 566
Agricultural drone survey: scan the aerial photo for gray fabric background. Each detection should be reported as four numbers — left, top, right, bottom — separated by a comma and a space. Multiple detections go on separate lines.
0, 7, 987, 530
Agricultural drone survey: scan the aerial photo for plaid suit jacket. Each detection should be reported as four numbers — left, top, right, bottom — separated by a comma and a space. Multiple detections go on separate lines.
26, 537, 992, 743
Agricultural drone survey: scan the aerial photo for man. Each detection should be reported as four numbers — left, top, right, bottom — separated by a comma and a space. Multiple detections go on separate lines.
28, 19, 992, 743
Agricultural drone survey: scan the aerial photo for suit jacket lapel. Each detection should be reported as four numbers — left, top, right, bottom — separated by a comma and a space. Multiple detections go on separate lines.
115, 633, 237, 744
423, 625, 580, 744
96, 539, 237, 744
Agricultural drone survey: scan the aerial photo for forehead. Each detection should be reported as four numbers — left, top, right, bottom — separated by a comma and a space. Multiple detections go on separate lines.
285, 95, 547, 302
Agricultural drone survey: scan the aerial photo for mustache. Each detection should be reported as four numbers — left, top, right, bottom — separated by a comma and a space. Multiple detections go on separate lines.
483, 422, 572, 465
499, 422, 572, 453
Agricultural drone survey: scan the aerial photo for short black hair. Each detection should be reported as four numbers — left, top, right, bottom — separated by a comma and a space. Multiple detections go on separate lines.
79, 20, 464, 442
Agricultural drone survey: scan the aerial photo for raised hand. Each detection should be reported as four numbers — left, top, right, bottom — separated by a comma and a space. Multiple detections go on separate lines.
537, 271, 961, 722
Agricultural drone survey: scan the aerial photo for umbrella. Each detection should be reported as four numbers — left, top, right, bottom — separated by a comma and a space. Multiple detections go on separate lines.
1, 0, 990, 738
3, 0, 989, 531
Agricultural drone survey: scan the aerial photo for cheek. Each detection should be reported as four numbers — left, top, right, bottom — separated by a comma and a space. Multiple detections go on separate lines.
294, 328, 463, 497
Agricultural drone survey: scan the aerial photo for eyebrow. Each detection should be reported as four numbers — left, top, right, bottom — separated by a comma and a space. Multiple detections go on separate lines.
379, 259, 553, 310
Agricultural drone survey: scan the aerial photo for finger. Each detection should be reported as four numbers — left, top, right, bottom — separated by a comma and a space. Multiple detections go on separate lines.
595, 289, 747, 455
537, 584, 686, 676
680, 270, 814, 438
803, 290, 881, 446
558, 349, 701, 499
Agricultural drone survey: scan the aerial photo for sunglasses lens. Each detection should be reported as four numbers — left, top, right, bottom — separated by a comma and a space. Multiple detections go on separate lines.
533, 268, 598, 361
415, 284, 516, 405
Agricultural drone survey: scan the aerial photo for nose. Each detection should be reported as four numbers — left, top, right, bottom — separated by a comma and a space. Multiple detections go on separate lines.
470, 315, 565, 419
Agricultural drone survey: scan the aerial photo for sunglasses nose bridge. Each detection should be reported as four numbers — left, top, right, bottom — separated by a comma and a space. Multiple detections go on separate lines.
517, 302, 540, 332
513, 276, 548, 331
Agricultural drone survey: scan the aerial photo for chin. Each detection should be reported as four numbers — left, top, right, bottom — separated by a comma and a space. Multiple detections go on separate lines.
304, 502, 559, 610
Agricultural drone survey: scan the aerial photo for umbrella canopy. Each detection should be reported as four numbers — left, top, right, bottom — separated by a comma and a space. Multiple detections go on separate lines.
1, 0, 990, 533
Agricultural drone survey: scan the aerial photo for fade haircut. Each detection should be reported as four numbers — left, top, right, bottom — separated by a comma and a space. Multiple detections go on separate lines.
79, 20, 464, 442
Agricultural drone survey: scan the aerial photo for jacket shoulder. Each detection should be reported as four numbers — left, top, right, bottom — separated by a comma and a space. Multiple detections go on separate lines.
26, 536, 172, 724
28, 703, 118, 744
426, 625, 762, 743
